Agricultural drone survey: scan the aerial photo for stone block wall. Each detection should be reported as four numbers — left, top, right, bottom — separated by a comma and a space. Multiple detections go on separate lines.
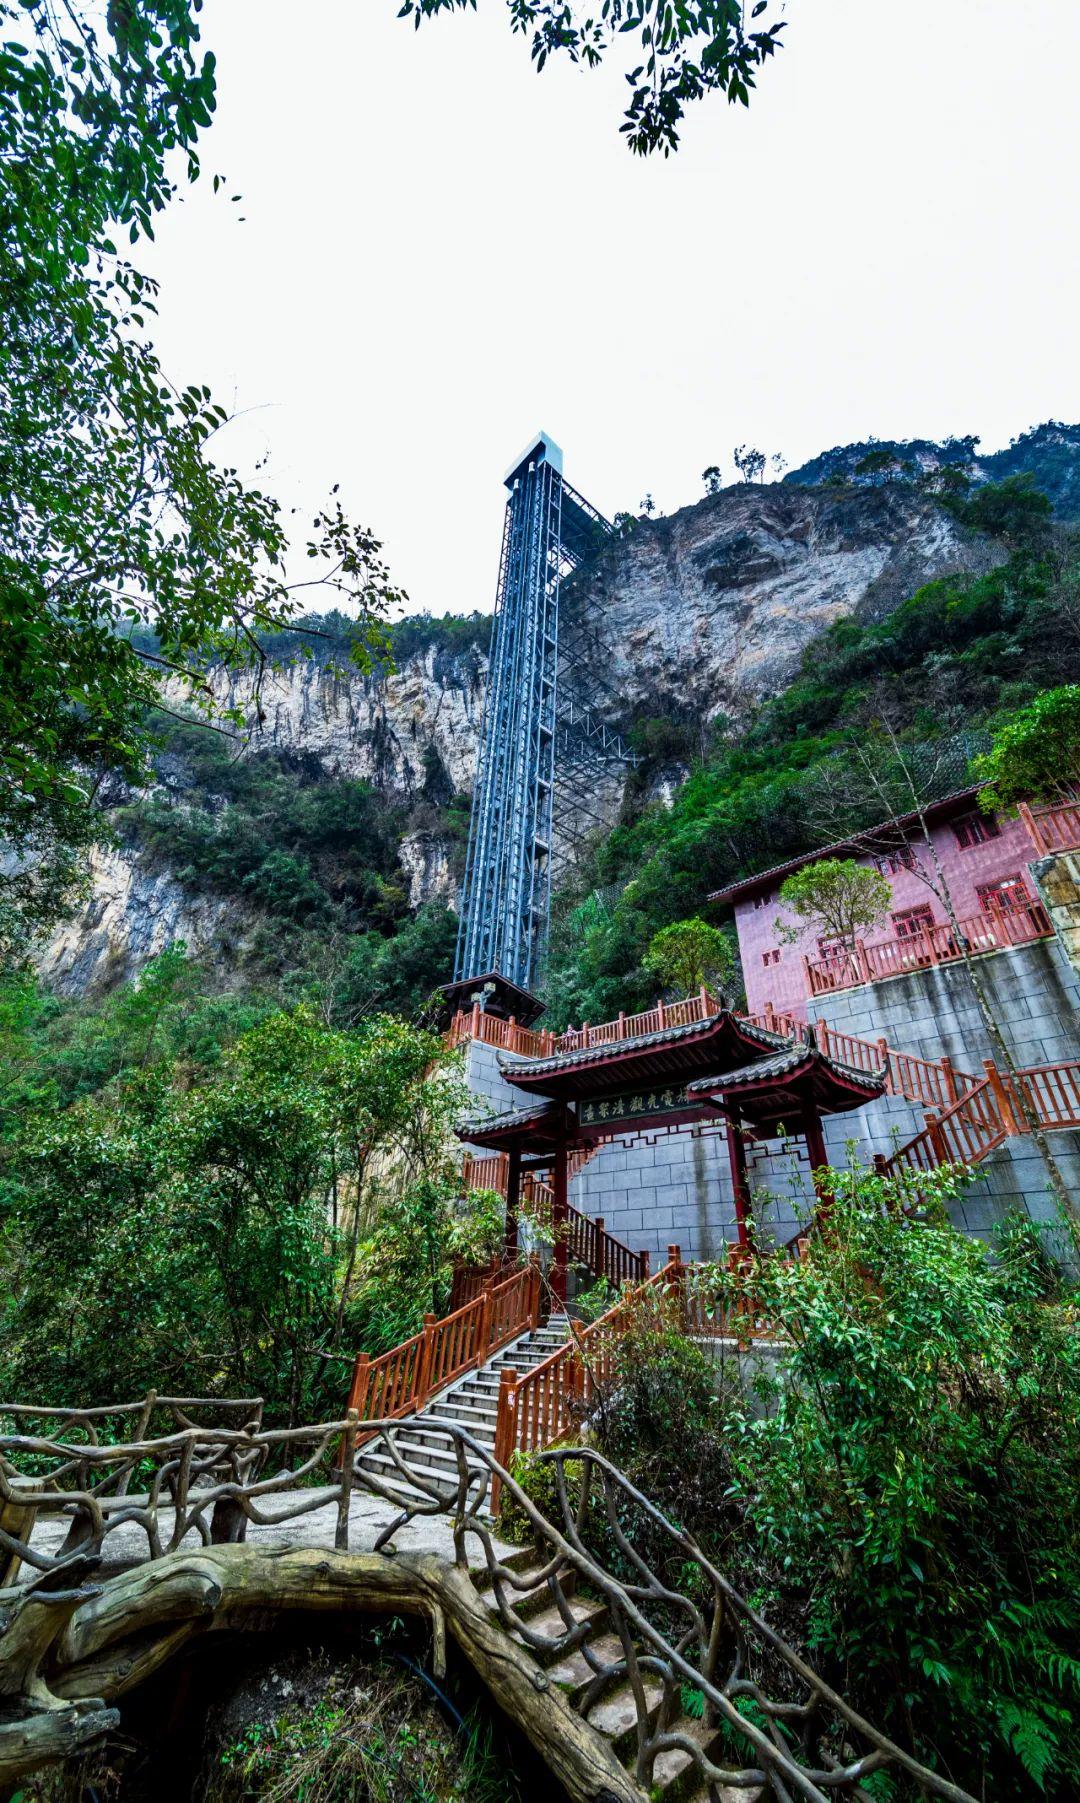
813, 938, 1080, 1070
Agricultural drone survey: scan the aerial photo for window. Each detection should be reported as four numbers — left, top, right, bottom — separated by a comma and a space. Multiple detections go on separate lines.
753, 892, 771, 911
874, 845, 916, 876
761, 948, 781, 967
977, 876, 1029, 916
953, 813, 1000, 849
892, 905, 935, 940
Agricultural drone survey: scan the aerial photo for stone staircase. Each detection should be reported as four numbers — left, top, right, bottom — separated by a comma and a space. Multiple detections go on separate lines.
470, 1544, 740, 1803
356, 1316, 569, 1505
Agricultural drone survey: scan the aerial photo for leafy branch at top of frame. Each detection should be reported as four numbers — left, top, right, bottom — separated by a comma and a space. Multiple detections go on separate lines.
396, 0, 787, 155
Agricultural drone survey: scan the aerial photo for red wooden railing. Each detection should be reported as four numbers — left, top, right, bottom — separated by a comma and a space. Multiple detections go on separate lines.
1017, 1060, 1080, 1129
448, 987, 721, 1063
805, 900, 1053, 997
347, 1263, 541, 1445
883, 1056, 1080, 1178
491, 1253, 682, 1507
1018, 797, 1080, 856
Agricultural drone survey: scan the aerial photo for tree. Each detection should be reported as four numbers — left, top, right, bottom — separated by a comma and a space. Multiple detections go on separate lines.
702, 466, 723, 496
400, 0, 787, 156
642, 917, 734, 999
975, 685, 1080, 810
956, 472, 1052, 549
640, 493, 656, 517
733, 444, 766, 484
0, 1, 403, 956
774, 858, 892, 950
0, 1004, 482, 1423
854, 446, 904, 485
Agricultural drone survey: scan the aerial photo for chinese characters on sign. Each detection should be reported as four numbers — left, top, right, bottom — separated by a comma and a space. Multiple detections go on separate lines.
579, 1086, 692, 1127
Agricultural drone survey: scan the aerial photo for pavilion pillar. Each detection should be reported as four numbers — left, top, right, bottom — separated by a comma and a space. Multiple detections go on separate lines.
725, 1115, 752, 1247
550, 1142, 569, 1308
504, 1146, 522, 1261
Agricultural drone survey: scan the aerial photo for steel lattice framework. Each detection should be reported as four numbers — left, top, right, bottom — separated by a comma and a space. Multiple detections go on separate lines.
454, 433, 637, 994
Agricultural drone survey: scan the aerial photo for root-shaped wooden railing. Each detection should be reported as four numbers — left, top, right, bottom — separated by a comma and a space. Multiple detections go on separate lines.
346, 1263, 541, 1442
0, 1413, 976, 1802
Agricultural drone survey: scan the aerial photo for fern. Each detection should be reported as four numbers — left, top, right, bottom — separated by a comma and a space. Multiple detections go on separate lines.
997, 1701, 1060, 1791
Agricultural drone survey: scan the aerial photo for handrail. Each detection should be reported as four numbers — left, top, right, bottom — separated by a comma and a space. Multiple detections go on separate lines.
346, 1263, 541, 1442
1019, 796, 1080, 856
448, 986, 721, 1062
805, 899, 1053, 997
0, 1416, 976, 1802
492, 1254, 682, 1498
884, 1055, 1080, 1176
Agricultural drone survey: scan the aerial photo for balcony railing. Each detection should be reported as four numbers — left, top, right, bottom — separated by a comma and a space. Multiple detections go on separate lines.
1018, 797, 1080, 856
448, 987, 721, 1060
804, 899, 1053, 997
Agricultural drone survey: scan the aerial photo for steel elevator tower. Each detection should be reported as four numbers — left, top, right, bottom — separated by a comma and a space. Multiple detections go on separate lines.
453, 432, 637, 998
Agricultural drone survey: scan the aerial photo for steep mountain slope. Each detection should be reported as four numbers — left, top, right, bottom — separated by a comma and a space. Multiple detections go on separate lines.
38, 432, 1078, 997
559, 480, 1001, 729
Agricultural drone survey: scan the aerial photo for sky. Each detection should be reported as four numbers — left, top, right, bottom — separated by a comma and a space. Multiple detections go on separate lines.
143, 0, 1080, 619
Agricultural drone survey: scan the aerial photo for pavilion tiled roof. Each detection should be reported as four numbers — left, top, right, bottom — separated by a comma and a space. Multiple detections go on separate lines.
499, 1010, 790, 1102
686, 1040, 885, 1125
457, 1099, 572, 1151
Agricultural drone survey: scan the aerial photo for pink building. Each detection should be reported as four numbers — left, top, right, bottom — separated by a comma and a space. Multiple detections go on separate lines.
711, 789, 1053, 1022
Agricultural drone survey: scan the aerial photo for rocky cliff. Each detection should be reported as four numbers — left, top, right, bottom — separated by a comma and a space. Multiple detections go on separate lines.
559, 481, 1000, 728
41, 480, 1008, 993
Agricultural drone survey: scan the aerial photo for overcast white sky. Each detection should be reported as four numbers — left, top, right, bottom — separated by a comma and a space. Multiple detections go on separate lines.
144, 0, 1080, 619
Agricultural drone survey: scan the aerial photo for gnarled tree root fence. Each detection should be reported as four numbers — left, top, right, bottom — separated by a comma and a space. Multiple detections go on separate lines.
0, 1414, 979, 1803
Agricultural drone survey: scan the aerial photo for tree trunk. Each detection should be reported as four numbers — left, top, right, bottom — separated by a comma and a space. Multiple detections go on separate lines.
1, 1546, 639, 1803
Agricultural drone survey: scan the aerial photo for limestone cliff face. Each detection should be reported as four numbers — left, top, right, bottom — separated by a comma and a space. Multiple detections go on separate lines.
199, 642, 486, 797
38, 843, 238, 993
41, 483, 1001, 994
559, 483, 1000, 727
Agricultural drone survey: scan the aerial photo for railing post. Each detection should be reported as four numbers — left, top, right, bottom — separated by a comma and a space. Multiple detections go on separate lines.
348, 1352, 370, 1420
925, 1110, 948, 1166
764, 1000, 776, 1032
639, 1249, 650, 1280
855, 937, 871, 984
528, 1255, 542, 1328
699, 984, 710, 1021
657, 998, 667, 1029
491, 1367, 518, 1515
478, 1282, 494, 1364
618, 1010, 626, 1040
336, 1409, 358, 1549
801, 953, 815, 997
939, 1055, 958, 1104
415, 1313, 437, 1408
1017, 799, 1044, 855
983, 1059, 1024, 1135
876, 1036, 892, 1092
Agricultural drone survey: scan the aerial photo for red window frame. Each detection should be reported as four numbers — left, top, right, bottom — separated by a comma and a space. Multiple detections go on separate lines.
977, 875, 1030, 916
953, 813, 1000, 850
892, 904, 935, 940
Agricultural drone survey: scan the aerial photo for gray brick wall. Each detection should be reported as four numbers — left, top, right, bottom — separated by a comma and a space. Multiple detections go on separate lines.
812, 939, 1080, 1071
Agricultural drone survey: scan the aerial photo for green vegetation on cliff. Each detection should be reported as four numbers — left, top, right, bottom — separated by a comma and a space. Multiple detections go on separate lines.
542, 486, 1080, 1027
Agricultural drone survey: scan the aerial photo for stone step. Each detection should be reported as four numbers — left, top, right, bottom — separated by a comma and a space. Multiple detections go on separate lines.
545, 1631, 627, 1707
358, 1435, 469, 1481
425, 1400, 499, 1434
507, 1595, 610, 1667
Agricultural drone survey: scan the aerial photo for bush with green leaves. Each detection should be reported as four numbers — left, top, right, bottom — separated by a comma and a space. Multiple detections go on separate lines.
976, 683, 1080, 810
713, 1169, 1080, 1799
0, 996, 487, 1425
